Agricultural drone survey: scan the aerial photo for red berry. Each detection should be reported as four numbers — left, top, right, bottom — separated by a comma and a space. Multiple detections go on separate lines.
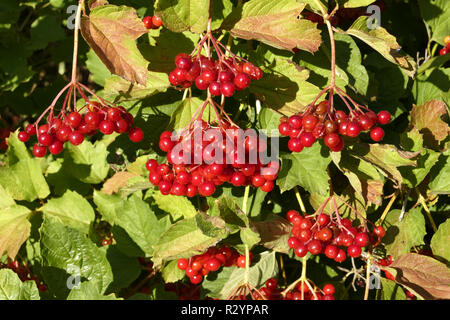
142, 16, 153, 29
323, 284, 335, 295
439, 47, 448, 56
48, 141, 63, 155
220, 82, 235, 97
234, 73, 251, 90
129, 127, 144, 142
32, 144, 47, 158
18, 131, 30, 142
324, 245, 339, 259
38, 133, 53, 146
260, 180, 274, 192
25, 124, 36, 135
354, 232, 370, 247
208, 82, 221, 96
347, 245, 362, 258
299, 132, 315, 147
346, 121, 361, 138
152, 16, 163, 28
99, 120, 114, 135
69, 131, 84, 146
189, 274, 203, 284
307, 240, 322, 255
370, 127, 385, 142
377, 111, 391, 125
288, 138, 303, 152
288, 115, 302, 129
373, 226, 386, 238
265, 278, 278, 291
324, 133, 340, 148
198, 181, 215, 197
294, 243, 308, 257
278, 122, 291, 136
302, 114, 318, 132
206, 258, 221, 272
146, 159, 158, 171
67, 112, 82, 128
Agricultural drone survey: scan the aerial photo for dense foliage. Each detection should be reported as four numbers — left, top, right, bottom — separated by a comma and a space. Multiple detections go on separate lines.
0, 0, 449, 301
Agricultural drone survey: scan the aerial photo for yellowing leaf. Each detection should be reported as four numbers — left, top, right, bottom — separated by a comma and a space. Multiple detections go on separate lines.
80, 5, 149, 85
223, 0, 322, 53
0, 205, 31, 259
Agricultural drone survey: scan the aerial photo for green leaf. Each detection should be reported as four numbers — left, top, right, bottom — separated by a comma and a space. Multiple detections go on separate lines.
418, 0, 450, 45
0, 184, 15, 210
62, 139, 110, 184
143, 31, 199, 74
240, 227, 261, 250
0, 269, 40, 300
154, 0, 210, 33
216, 196, 249, 230
67, 281, 121, 300
103, 71, 170, 101
250, 52, 320, 116
94, 191, 164, 256
277, 143, 331, 195
331, 149, 384, 205
430, 219, 450, 265
399, 148, 440, 188
429, 150, 450, 194
103, 246, 141, 293
348, 143, 418, 187
202, 251, 278, 299
412, 68, 450, 106
223, 0, 322, 53
152, 190, 197, 220
40, 190, 95, 234
161, 259, 185, 283
167, 97, 215, 131
296, 32, 369, 96
381, 209, 427, 259
85, 49, 112, 87
39, 216, 113, 298
338, 0, 376, 8
152, 217, 221, 267
0, 205, 31, 259
6, 131, 31, 165
195, 210, 230, 238
257, 107, 283, 134
346, 16, 416, 76
0, 158, 50, 202
378, 277, 406, 300
29, 15, 66, 51
80, 4, 149, 85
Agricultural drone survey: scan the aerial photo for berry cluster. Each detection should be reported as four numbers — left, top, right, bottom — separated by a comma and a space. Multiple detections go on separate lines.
284, 282, 335, 301
169, 53, 263, 96
18, 102, 143, 158
286, 209, 386, 262
0, 127, 11, 151
1, 259, 47, 292
439, 36, 450, 56
278, 100, 391, 153
101, 232, 114, 246
146, 122, 279, 197
142, 15, 163, 30
176, 245, 253, 284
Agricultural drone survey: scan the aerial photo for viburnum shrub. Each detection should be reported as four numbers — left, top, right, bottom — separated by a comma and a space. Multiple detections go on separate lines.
0, 0, 449, 304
